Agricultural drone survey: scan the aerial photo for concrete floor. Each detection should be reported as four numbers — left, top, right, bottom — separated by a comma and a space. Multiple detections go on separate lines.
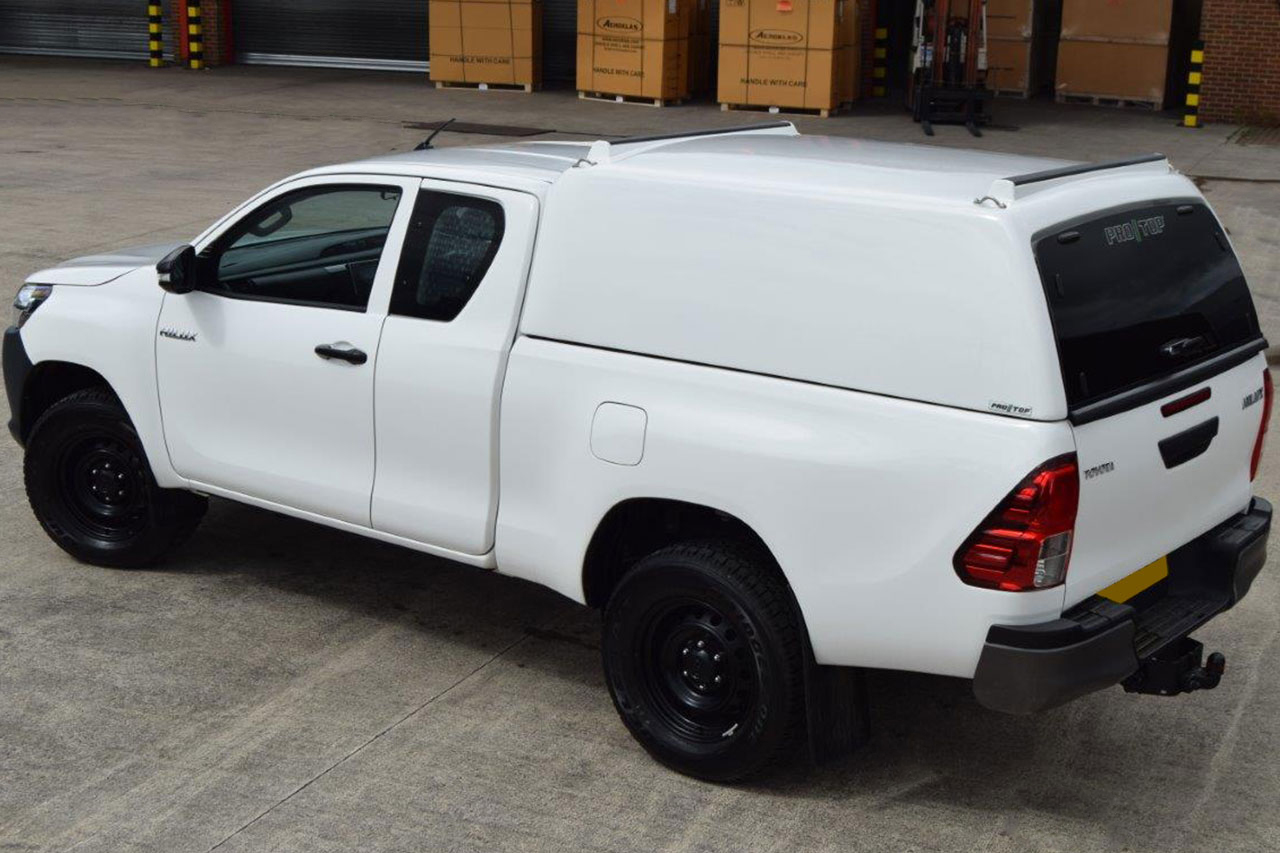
2, 56, 1280, 853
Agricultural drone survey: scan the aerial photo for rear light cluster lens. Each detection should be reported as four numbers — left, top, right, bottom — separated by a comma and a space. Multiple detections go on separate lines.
955, 455, 1080, 592
1250, 368, 1273, 481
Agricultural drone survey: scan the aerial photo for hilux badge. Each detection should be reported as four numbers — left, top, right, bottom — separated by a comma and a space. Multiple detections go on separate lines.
159, 328, 197, 342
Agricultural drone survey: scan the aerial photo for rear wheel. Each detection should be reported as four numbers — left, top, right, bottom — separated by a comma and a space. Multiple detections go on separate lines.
602, 541, 806, 781
24, 388, 206, 568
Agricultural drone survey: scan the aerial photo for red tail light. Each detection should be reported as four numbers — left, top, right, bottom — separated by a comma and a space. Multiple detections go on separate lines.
1250, 369, 1273, 481
955, 455, 1079, 592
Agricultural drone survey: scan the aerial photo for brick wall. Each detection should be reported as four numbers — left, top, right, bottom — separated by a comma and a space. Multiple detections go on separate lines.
1200, 0, 1280, 124
168, 0, 231, 66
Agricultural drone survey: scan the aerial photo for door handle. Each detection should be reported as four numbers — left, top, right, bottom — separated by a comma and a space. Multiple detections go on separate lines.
314, 343, 367, 365
1158, 416, 1219, 469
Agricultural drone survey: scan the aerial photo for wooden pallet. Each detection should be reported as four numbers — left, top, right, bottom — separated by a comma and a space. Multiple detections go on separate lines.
578, 91, 681, 107
719, 102, 840, 118
435, 80, 535, 93
1055, 92, 1160, 110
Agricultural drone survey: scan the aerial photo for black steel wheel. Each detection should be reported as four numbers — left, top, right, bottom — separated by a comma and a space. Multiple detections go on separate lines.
24, 388, 206, 567
602, 541, 806, 781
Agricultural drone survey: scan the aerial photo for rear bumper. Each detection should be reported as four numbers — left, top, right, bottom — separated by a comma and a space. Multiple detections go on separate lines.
974, 497, 1271, 714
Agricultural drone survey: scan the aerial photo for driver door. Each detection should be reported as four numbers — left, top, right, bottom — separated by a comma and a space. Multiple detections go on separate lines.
156, 176, 417, 525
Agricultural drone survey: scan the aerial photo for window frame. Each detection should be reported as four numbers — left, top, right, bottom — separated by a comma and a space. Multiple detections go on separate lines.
388, 190, 507, 323
196, 182, 407, 314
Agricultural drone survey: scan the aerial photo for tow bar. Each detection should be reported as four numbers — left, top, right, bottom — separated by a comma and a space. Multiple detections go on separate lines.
1123, 637, 1226, 696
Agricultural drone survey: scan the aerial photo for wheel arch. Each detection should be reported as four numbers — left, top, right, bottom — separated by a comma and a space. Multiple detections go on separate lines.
581, 497, 796, 613
18, 360, 117, 443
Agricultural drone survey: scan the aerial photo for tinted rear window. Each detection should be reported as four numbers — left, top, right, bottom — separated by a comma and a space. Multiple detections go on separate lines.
1034, 201, 1261, 409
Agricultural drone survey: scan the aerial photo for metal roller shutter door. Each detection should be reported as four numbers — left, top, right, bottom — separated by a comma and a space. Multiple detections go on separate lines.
234, 0, 429, 72
0, 0, 174, 60
543, 0, 576, 83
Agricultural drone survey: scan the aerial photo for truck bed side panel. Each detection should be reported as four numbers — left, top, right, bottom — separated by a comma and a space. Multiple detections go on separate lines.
496, 337, 1076, 678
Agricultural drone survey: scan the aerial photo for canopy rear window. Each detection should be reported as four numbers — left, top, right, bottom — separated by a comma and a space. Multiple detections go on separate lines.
1034, 200, 1263, 416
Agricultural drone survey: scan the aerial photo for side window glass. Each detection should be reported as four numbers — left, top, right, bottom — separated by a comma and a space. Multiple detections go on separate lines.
390, 192, 505, 322
206, 185, 402, 311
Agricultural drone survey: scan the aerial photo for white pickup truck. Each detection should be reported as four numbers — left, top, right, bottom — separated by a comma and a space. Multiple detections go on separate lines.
5, 123, 1272, 781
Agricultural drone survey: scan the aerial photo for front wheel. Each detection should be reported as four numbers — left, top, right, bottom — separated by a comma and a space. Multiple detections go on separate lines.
602, 541, 806, 781
24, 388, 206, 568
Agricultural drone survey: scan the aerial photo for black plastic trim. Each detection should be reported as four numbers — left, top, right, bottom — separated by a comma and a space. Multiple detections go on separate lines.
1069, 336, 1267, 425
1158, 416, 1219, 468
1007, 153, 1166, 187
3, 326, 32, 445
974, 621, 1138, 715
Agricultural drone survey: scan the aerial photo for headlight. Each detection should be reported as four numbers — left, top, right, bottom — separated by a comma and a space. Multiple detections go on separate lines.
12, 284, 52, 328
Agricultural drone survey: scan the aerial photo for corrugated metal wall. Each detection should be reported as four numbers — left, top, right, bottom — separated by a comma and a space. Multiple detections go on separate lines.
233, 0, 429, 71
0, 0, 175, 60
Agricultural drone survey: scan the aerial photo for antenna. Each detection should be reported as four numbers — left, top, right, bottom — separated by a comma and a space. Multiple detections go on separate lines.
415, 118, 457, 151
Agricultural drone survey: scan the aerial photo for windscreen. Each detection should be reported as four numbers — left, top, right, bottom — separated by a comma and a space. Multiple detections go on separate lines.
1034, 200, 1262, 410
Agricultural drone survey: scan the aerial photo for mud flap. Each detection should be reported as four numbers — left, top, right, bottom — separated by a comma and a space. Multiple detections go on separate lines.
804, 659, 871, 764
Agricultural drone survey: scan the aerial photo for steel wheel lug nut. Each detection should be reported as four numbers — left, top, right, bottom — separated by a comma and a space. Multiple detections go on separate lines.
697, 640, 705, 649
713, 675, 722, 684
713, 653, 721, 662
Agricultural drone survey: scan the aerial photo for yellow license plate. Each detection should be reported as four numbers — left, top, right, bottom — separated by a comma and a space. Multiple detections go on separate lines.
1098, 556, 1169, 603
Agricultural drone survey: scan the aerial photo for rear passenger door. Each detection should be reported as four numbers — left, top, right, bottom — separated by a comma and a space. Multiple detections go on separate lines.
371, 180, 539, 555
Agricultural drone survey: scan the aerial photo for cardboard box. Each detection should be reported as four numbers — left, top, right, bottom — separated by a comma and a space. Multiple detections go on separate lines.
1055, 40, 1168, 102
577, 34, 688, 99
986, 36, 1032, 94
430, 0, 542, 87
1060, 0, 1172, 45
577, 0, 691, 99
986, 0, 1034, 41
718, 44, 847, 110
717, 0, 858, 110
578, 0, 690, 42
719, 0, 853, 51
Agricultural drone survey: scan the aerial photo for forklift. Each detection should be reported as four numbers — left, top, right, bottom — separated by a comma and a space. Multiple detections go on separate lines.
908, 0, 992, 136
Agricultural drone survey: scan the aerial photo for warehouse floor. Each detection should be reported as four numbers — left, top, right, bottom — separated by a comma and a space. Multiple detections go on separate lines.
2, 56, 1280, 853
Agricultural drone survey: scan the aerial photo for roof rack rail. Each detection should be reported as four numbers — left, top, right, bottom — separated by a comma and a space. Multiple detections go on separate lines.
615, 121, 796, 146
1005, 153, 1167, 187
574, 121, 798, 168
975, 152, 1171, 208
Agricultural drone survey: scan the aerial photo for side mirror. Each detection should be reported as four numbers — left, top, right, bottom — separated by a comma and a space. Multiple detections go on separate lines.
157, 245, 197, 294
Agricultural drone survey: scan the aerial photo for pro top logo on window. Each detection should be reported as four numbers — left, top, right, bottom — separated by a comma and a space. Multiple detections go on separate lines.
1103, 215, 1166, 246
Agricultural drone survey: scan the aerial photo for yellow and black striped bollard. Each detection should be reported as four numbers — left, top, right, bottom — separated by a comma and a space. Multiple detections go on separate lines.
873, 27, 888, 97
188, 2, 204, 70
1184, 39, 1204, 128
148, 3, 163, 67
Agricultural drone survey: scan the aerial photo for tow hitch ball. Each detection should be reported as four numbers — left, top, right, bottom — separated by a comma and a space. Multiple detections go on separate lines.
1123, 638, 1226, 696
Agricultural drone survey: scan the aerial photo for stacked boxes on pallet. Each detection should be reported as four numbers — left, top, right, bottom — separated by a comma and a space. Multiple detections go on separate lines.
429, 0, 543, 89
717, 0, 860, 115
985, 0, 1034, 97
1056, 0, 1173, 106
577, 0, 692, 103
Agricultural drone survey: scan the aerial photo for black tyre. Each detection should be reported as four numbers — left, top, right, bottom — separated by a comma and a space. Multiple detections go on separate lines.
23, 388, 206, 568
602, 541, 806, 781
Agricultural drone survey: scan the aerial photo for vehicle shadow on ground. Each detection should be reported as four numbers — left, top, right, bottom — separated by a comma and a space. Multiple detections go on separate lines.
172, 497, 1228, 834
